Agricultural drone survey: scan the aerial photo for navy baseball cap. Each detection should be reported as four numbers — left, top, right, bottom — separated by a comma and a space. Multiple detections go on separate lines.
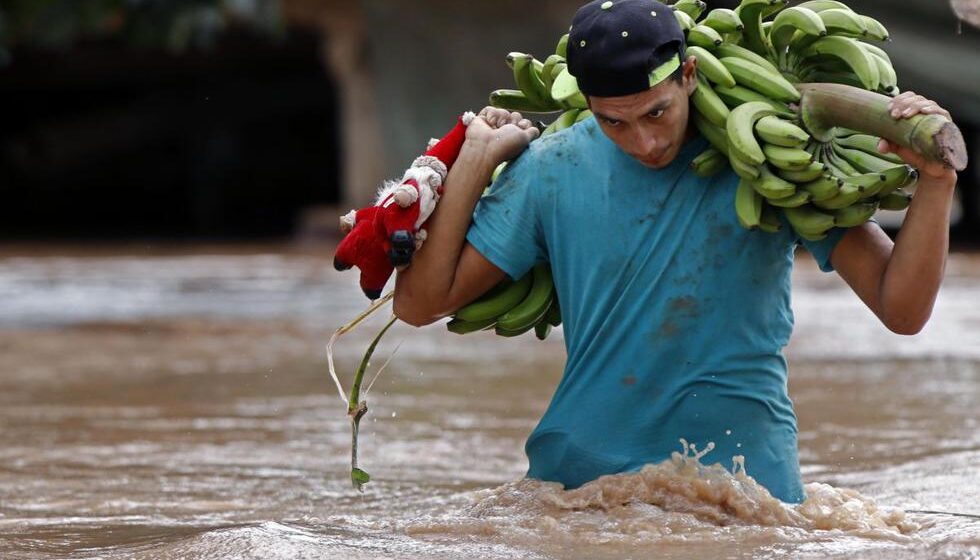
559, 0, 686, 98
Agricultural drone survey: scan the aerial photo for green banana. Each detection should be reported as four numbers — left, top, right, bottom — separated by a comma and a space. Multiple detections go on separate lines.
861, 47, 898, 92
860, 15, 889, 41
575, 109, 594, 123
778, 161, 829, 183
783, 205, 836, 239
875, 165, 917, 197
831, 201, 878, 227
766, 189, 812, 208
490, 89, 560, 113
689, 45, 736, 88
822, 144, 862, 177
719, 56, 801, 102
509, 52, 552, 107
842, 171, 887, 197
833, 144, 901, 173
543, 296, 562, 327
446, 317, 497, 335
491, 162, 508, 183
770, 6, 827, 54
556, 33, 568, 58
715, 43, 781, 75
800, 174, 843, 201
835, 134, 903, 164
729, 150, 763, 180
700, 8, 744, 33
496, 264, 555, 333
878, 189, 912, 211
713, 84, 795, 117
817, 8, 867, 37
534, 322, 552, 341
763, 144, 814, 170
859, 41, 892, 64
687, 25, 724, 50
543, 108, 582, 135
454, 273, 533, 322
674, 9, 696, 32
801, 36, 879, 90
735, 178, 763, 230
692, 75, 731, 127
755, 115, 810, 148
672, 0, 707, 19
691, 147, 728, 177
759, 202, 783, 233
541, 54, 565, 93
694, 113, 731, 156
726, 101, 779, 166
735, 0, 775, 59
495, 323, 535, 338
750, 164, 797, 199
795, 0, 853, 13
811, 183, 862, 209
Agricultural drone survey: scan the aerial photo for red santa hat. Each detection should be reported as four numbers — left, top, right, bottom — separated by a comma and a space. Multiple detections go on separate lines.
411, 111, 475, 183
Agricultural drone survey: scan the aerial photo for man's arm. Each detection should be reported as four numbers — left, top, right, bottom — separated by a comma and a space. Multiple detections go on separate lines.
830, 92, 957, 335
393, 108, 540, 327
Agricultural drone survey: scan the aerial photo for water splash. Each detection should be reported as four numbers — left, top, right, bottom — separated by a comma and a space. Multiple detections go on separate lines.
406, 439, 919, 549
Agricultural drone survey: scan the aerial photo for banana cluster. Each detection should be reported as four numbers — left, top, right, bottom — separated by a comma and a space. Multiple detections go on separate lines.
676, 0, 917, 239
458, 0, 922, 335
447, 264, 562, 340
489, 32, 591, 137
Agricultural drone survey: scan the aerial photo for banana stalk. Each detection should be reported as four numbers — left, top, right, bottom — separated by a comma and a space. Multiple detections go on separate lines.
798, 83, 967, 170
348, 315, 398, 492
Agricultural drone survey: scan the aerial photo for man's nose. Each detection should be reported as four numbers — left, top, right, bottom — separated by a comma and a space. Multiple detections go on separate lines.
630, 128, 659, 158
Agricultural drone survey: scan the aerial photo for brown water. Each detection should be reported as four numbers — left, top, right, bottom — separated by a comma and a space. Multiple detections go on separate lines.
0, 245, 978, 559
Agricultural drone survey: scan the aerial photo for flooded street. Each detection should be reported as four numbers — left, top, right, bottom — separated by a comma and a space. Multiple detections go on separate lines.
0, 244, 977, 559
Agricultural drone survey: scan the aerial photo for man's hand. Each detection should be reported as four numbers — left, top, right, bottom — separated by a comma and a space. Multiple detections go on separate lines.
876, 92, 958, 187
466, 107, 540, 165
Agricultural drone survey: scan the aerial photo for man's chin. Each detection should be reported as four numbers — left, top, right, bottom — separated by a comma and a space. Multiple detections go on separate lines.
639, 152, 672, 169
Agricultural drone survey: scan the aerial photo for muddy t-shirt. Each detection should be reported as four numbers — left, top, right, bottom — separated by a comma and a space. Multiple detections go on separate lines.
465, 116, 846, 504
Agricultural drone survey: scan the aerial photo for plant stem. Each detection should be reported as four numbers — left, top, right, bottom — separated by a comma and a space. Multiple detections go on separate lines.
798, 83, 967, 170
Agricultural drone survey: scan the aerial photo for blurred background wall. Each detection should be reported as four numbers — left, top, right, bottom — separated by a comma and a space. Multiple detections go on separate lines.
1, 0, 977, 240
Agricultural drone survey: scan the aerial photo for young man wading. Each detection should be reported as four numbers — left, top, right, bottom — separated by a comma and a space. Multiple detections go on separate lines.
392, 0, 957, 503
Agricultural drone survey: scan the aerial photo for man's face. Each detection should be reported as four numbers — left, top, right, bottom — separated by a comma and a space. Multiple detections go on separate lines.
588, 56, 698, 169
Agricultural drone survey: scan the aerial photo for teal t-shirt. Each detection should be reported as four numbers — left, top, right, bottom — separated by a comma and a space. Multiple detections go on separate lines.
465, 117, 846, 504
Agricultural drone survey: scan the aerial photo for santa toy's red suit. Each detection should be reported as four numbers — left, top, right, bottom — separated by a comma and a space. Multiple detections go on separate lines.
333, 112, 475, 299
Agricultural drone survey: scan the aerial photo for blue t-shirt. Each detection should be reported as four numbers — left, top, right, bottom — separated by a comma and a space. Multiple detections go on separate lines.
465, 117, 846, 504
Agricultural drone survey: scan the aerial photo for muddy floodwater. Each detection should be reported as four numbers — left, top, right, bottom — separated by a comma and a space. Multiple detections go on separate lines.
0, 244, 977, 559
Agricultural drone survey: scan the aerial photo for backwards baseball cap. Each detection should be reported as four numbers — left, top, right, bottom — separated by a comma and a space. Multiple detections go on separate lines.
558, 0, 686, 98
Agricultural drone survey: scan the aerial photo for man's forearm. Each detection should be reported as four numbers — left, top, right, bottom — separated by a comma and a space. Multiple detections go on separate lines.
878, 178, 955, 334
393, 140, 496, 320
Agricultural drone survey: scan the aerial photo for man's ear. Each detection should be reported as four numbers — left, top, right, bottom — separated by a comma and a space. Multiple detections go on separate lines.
682, 55, 698, 96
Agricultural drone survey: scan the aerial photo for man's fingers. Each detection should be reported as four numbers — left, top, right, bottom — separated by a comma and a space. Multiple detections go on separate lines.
518, 118, 533, 129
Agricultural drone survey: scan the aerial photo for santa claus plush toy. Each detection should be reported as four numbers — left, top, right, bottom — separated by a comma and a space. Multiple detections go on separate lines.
334, 111, 475, 299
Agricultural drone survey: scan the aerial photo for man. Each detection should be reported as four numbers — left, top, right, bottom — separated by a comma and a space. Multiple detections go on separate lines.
392, 0, 957, 503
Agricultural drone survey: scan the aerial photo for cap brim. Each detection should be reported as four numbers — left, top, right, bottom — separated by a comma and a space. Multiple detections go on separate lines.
551, 67, 581, 102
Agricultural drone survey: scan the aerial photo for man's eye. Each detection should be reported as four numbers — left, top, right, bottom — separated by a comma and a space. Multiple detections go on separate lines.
602, 118, 621, 127
648, 109, 665, 119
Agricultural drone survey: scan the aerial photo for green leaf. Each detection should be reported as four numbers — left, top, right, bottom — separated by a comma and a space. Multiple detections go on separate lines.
351, 468, 371, 486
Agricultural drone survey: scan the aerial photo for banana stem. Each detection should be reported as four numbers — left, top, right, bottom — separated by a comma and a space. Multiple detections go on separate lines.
798, 83, 967, 170
348, 314, 398, 492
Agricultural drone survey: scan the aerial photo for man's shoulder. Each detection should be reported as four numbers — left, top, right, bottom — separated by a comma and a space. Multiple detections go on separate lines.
527, 118, 602, 158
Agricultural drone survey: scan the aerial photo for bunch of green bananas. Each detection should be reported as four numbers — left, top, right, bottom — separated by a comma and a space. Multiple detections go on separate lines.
449, 32, 582, 339
447, 263, 562, 340
675, 0, 923, 240
488, 32, 592, 136
455, 0, 959, 335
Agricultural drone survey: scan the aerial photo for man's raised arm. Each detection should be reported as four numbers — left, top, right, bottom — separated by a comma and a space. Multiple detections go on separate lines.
393, 107, 540, 327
